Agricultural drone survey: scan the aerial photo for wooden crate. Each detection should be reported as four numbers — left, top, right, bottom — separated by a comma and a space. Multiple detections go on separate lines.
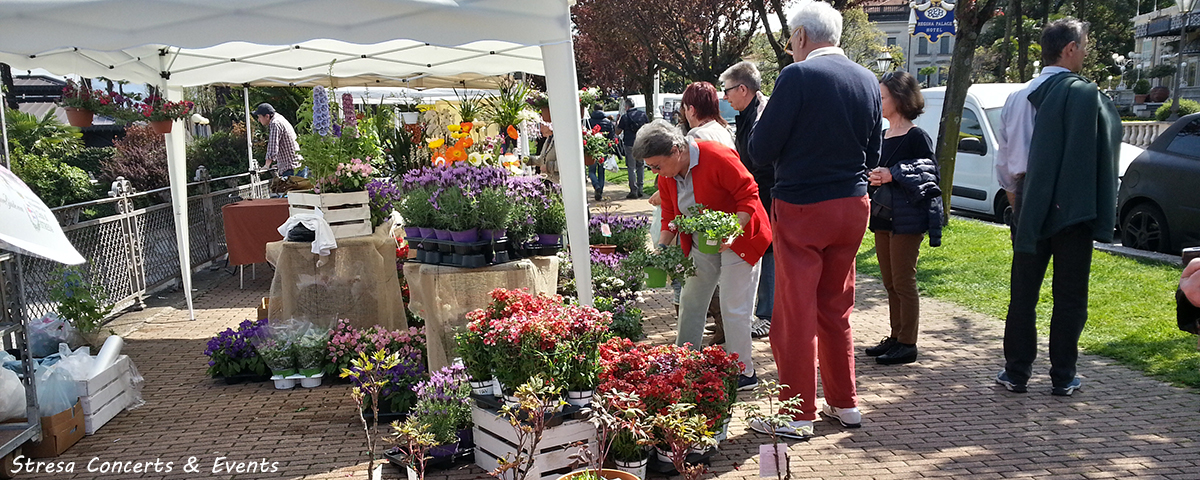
75, 355, 135, 435
472, 404, 596, 480
287, 190, 372, 239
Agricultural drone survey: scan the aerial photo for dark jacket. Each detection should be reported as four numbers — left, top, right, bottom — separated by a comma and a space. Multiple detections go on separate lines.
748, 53, 882, 206
587, 110, 617, 141
735, 92, 775, 214
617, 108, 649, 146
1015, 72, 1120, 254
870, 128, 944, 246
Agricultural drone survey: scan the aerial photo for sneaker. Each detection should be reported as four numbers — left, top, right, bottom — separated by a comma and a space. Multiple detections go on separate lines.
737, 374, 758, 392
865, 337, 897, 356
751, 318, 772, 338
820, 404, 861, 428
1051, 377, 1082, 396
995, 370, 1027, 393
876, 343, 917, 365
747, 418, 813, 441
625, 192, 639, 199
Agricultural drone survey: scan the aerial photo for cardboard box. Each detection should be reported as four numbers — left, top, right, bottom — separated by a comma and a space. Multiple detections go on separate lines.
23, 400, 85, 458
76, 355, 135, 435
257, 297, 270, 321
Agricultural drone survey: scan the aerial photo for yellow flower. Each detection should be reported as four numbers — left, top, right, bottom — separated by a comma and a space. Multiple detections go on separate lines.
451, 132, 467, 140
447, 124, 461, 133
427, 138, 445, 149
416, 104, 434, 112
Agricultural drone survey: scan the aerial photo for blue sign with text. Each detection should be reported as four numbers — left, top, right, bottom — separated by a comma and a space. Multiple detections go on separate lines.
911, 0, 956, 40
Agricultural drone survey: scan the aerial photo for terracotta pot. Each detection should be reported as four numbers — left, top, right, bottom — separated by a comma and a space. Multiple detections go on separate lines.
584, 154, 597, 166
64, 107, 94, 128
150, 120, 173, 134
557, 468, 641, 480
1134, 94, 1148, 105
1147, 86, 1170, 103
540, 106, 552, 122
591, 244, 617, 254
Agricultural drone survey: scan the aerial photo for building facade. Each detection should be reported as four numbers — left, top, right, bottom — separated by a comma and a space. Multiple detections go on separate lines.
865, 0, 954, 86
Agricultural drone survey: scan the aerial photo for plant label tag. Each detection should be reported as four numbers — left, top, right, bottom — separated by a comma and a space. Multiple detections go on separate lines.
601, 223, 612, 237
759, 443, 787, 477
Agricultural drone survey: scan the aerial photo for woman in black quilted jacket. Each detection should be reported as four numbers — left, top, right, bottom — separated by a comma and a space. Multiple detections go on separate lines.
864, 71, 945, 366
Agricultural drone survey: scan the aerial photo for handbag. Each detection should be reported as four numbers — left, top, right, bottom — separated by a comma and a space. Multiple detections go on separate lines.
870, 183, 895, 221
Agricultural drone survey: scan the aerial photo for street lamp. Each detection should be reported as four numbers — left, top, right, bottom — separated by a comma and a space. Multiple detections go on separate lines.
1168, 0, 1197, 121
876, 50, 894, 73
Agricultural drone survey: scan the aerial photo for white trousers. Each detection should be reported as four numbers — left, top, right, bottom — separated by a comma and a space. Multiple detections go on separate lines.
675, 247, 760, 375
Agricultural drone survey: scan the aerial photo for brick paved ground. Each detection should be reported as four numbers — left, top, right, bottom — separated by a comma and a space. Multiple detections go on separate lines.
18, 184, 1200, 479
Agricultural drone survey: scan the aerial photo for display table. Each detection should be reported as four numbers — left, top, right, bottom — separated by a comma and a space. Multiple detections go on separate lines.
265, 224, 406, 331
222, 198, 290, 266
404, 256, 560, 371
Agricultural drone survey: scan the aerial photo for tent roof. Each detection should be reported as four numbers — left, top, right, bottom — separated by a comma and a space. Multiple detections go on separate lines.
0, 0, 572, 87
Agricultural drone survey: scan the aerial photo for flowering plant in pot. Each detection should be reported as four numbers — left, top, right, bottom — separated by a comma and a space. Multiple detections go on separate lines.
204, 319, 270, 379
581, 124, 615, 165
389, 418, 438, 480
258, 338, 297, 377
366, 178, 402, 228
327, 320, 428, 413
410, 365, 473, 455
589, 211, 649, 254
579, 390, 651, 479
506, 175, 558, 246
650, 403, 717, 480
578, 87, 603, 108
625, 245, 696, 288
674, 204, 743, 255
315, 158, 373, 194
535, 192, 567, 245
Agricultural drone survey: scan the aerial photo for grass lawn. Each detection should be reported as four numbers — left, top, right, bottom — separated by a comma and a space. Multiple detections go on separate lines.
602, 159, 658, 195
857, 218, 1200, 388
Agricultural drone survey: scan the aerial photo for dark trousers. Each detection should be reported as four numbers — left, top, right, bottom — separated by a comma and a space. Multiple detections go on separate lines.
1003, 222, 1093, 388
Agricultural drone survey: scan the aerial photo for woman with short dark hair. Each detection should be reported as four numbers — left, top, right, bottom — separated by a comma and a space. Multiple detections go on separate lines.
865, 70, 944, 365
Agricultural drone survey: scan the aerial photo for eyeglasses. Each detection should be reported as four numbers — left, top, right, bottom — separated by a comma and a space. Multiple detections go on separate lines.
723, 84, 743, 95
783, 27, 801, 56
645, 161, 662, 172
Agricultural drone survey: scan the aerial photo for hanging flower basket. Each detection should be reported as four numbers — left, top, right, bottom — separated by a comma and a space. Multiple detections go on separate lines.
150, 120, 173, 134
64, 107, 94, 128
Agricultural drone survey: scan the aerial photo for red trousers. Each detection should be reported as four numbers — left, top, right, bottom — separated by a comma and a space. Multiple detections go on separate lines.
770, 195, 869, 421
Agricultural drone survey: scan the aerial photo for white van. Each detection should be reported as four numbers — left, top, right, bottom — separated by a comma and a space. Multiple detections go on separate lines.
913, 83, 1024, 223
915, 83, 1142, 224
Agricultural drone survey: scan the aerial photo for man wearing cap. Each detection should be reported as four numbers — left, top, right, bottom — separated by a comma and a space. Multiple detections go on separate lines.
254, 103, 302, 177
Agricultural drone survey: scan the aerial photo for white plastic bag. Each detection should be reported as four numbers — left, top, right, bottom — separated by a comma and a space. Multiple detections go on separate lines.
28, 313, 81, 357
0, 368, 25, 422
603, 155, 619, 172
53, 343, 96, 382
35, 365, 78, 416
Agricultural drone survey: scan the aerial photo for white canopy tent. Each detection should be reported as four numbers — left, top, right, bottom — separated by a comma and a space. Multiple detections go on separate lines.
0, 0, 596, 318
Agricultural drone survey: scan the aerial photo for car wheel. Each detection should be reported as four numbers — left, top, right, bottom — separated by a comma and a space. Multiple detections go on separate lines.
994, 194, 1014, 227
1121, 203, 1170, 253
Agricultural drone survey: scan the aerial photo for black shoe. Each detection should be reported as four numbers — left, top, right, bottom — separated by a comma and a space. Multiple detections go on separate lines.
737, 374, 759, 392
637, 191, 645, 198
594, 192, 603, 201
876, 343, 917, 365
865, 337, 897, 356
625, 192, 639, 199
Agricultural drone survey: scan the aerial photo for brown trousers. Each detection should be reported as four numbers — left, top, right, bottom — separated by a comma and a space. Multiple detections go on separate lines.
874, 231, 924, 344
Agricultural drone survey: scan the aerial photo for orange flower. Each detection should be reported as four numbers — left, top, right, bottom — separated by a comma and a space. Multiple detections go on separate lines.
459, 137, 474, 149
460, 122, 474, 133
446, 146, 468, 163
507, 125, 520, 139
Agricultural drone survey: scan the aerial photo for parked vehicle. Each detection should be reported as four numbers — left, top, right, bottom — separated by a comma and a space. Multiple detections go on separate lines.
916, 83, 1143, 225
1117, 112, 1200, 254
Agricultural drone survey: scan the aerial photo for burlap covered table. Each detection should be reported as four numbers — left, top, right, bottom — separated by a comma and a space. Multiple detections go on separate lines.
265, 225, 406, 331
405, 256, 559, 371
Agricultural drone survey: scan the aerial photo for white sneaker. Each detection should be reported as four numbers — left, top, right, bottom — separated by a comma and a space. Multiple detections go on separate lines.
820, 404, 861, 428
747, 417, 813, 441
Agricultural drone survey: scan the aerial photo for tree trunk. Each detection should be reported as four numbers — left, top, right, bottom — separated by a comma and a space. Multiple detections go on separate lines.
1001, 0, 1013, 80
1017, 0, 1029, 81
936, 0, 999, 222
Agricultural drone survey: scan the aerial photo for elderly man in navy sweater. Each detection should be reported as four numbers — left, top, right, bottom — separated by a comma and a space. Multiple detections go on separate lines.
748, 0, 882, 440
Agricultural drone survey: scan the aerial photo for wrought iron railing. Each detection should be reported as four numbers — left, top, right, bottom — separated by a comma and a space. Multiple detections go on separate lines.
16, 168, 270, 322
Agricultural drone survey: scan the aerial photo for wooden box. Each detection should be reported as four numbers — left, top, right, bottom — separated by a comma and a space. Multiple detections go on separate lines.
23, 400, 85, 458
287, 190, 372, 239
76, 355, 135, 435
472, 404, 596, 480
257, 297, 270, 321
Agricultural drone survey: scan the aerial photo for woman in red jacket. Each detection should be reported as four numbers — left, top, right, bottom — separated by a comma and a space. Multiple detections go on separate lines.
632, 119, 772, 390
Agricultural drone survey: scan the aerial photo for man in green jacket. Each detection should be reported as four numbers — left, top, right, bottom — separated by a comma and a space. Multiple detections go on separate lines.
994, 18, 1120, 397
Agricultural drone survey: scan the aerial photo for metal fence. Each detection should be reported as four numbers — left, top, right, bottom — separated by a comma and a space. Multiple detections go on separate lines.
17, 168, 270, 321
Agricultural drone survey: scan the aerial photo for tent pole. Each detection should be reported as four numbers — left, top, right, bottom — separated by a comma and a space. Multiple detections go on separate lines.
540, 41, 593, 306
244, 85, 256, 197
161, 81, 196, 320
1, 88, 10, 168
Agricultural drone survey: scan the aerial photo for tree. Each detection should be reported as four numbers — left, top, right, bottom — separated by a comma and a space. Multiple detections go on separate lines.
573, 0, 665, 117
749, 0, 798, 71
840, 7, 889, 69
655, 0, 760, 85
935, 0, 1001, 221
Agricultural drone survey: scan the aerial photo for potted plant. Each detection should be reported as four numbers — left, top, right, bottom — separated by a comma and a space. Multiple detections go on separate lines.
47, 266, 113, 348
577, 390, 650, 480
485, 78, 538, 154
295, 329, 329, 386
536, 194, 567, 246
397, 97, 423, 125
342, 350, 404, 480
625, 245, 696, 289
649, 403, 716, 480
139, 95, 195, 134
582, 124, 614, 167
674, 204, 743, 255
526, 90, 551, 121
739, 380, 805, 480
410, 365, 473, 458
454, 327, 495, 395
259, 339, 298, 388
454, 89, 486, 123
389, 417, 438, 480
589, 211, 650, 254
1134, 79, 1151, 104
58, 79, 103, 127
488, 375, 567, 480
204, 319, 270, 383
592, 296, 644, 341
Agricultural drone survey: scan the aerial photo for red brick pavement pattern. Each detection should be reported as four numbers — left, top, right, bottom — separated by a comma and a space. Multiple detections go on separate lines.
18, 198, 1200, 479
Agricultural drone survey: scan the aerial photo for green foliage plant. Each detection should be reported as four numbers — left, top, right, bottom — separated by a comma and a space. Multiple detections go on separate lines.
437, 186, 481, 231
342, 350, 403, 480
739, 380, 804, 480
1155, 99, 1200, 121
535, 196, 566, 235
258, 339, 297, 377
581, 390, 650, 469
454, 89, 486, 123
490, 375, 565, 480
453, 327, 492, 382
485, 78, 534, 132
592, 296, 643, 341
4, 108, 83, 159
1134, 79, 1151, 95
478, 187, 514, 232
399, 188, 437, 230
390, 418, 438, 480
651, 403, 716, 480
11, 152, 96, 207
104, 124, 169, 192
626, 245, 696, 284
674, 204, 743, 243
47, 266, 113, 333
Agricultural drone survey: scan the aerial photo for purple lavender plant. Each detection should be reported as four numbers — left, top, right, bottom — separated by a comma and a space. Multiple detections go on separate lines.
313, 86, 332, 136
